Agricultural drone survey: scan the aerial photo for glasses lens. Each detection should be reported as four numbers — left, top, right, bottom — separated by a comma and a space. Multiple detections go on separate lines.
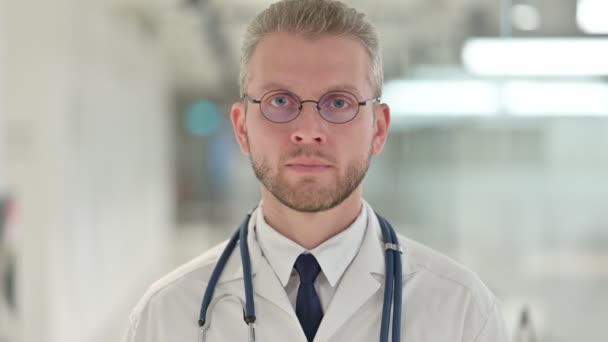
260, 91, 300, 123
318, 92, 359, 123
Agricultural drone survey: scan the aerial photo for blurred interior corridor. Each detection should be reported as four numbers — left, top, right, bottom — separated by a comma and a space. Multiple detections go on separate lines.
1, 0, 608, 341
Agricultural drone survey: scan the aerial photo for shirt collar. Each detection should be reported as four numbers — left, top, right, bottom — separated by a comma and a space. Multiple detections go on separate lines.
254, 201, 368, 287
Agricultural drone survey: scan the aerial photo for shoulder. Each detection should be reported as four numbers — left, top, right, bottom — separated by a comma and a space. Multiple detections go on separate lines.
398, 234, 503, 340
400, 235, 495, 311
125, 240, 232, 340
135, 240, 227, 308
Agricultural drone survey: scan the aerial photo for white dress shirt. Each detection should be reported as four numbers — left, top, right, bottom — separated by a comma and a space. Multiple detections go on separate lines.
254, 202, 368, 312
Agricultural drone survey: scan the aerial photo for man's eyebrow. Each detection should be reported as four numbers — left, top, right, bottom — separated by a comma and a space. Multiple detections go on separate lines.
253, 83, 364, 98
319, 85, 364, 97
253, 83, 293, 95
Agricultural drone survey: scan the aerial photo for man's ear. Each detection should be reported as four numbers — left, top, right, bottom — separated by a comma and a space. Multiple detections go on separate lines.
230, 102, 251, 155
371, 103, 391, 156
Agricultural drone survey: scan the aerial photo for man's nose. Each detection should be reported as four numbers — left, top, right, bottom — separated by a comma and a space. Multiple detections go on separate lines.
290, 102, 328, 145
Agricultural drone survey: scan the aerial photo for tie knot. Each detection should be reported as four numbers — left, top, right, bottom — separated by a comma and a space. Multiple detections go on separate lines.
294, 254, 321, 284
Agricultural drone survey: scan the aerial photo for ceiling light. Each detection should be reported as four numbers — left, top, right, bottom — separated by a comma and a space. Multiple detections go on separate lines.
383, 80, 498, 116
577, 0, 608, 34
384, 79, 608, 117
462, 38, 608, 76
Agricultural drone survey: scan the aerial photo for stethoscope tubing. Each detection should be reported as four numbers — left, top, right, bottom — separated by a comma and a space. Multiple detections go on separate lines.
377, 213, 403, 342
239, 212, 256, 323
198, 227, 241, 328
198, 210, 403, 342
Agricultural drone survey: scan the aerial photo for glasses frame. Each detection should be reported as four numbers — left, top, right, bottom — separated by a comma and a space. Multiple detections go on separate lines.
242, 89, 380, 124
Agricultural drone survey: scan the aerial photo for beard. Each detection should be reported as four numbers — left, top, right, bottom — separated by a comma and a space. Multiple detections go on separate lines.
248, 139, 372, 213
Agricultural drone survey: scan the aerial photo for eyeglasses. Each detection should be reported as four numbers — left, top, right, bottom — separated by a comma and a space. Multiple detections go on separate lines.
242, 89, 380, 124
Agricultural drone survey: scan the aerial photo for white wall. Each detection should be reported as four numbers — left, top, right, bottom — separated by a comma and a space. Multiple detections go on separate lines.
0, 0, 7, 195
1, 1, 173, 341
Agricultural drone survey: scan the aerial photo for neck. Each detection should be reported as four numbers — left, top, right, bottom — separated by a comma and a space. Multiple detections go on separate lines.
260, 187, 364, 250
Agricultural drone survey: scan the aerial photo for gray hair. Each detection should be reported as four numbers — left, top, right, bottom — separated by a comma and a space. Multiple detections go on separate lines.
240, 0, 383, 97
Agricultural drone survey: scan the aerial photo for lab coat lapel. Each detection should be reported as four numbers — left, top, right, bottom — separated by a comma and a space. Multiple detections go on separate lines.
250, 248, 301, 323
313, 208, 385, 342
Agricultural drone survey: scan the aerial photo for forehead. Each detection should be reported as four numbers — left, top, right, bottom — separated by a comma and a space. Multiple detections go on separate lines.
247, 32, 372, 97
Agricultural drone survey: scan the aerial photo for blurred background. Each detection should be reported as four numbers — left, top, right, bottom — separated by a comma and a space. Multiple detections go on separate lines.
1, 0, 608, 341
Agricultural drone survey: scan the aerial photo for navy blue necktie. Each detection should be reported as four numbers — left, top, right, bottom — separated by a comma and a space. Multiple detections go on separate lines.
294, 254, 323, 342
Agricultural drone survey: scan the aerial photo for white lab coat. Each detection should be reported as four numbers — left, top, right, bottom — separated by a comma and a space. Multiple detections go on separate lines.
124, 203, 507, 342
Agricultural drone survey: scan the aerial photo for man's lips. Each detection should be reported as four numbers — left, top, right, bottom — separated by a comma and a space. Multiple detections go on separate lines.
286, 164, 331, 173
285, 158, 332, 173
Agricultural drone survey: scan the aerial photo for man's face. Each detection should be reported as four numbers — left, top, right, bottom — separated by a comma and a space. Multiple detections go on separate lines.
231, 32, 390, 213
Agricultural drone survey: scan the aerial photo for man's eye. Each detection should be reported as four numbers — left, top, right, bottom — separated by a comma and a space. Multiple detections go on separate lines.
329, 97, 353, 110
333, 99, 347, 109
271, 96, 289, 107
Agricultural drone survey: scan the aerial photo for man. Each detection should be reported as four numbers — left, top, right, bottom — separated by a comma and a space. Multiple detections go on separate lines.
124, 1, 508, 341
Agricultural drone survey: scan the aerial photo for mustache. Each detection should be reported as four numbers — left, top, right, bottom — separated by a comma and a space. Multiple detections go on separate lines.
282, 147, 336, 164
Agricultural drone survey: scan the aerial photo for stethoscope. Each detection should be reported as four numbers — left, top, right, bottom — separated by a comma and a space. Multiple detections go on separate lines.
197, 208, 403, 342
